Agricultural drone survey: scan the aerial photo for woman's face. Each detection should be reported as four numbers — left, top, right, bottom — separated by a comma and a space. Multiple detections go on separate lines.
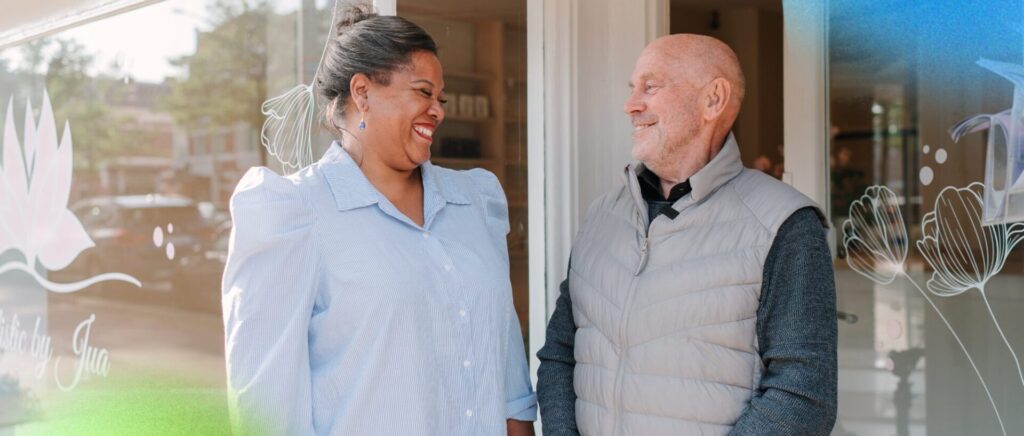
361, 51, 446, 170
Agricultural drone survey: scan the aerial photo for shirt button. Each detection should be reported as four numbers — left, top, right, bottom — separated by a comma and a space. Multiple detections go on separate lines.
465, 409, 473, 418
444, 264, 452, 271
459, 309, 467, 317
463, 360, 471, 368
422, 232, 429, 239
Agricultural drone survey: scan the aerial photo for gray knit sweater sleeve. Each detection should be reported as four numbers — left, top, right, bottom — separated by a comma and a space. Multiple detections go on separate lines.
536, 276, 579, 435
729, 207, 838, 435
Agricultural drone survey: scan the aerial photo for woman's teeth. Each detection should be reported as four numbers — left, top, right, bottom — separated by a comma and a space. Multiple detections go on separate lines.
414, 126, 434, 138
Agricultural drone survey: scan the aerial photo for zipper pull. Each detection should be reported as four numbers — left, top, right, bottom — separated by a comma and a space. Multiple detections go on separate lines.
634, 238, 650, 275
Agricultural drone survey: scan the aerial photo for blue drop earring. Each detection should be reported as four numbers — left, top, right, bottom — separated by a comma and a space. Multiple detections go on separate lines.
358, 114, 366, 131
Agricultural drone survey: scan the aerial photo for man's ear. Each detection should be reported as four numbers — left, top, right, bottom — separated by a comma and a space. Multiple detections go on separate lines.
702, 78, 732, 121
349, 73, 371, 113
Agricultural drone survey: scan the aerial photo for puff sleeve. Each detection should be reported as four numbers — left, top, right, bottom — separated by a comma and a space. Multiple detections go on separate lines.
221, 167, 319, 435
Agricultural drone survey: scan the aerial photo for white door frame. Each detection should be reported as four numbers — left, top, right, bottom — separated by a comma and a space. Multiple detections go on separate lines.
781, 0, 831, 253
782, 0, 830, 214
372, 0, 396, 16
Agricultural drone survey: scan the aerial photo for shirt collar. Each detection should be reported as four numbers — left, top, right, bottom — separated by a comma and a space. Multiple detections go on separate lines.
636, 166, 692, 202
319, 142, 471, 214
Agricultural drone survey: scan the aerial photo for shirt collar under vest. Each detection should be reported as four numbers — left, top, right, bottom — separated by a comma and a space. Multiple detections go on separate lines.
623, 131, 744, 208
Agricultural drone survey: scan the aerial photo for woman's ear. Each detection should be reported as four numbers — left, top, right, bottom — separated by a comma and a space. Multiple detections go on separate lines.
702, 78, 732, 121
349, 73, 371, 113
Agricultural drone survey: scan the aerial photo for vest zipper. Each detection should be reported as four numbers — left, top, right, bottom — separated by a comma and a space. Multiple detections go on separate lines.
612, 236, 650, 435
634, 237, 650, 276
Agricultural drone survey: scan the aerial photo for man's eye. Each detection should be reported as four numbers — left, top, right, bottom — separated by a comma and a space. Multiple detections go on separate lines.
419, 89, 432, 97
438, 97, 448, 104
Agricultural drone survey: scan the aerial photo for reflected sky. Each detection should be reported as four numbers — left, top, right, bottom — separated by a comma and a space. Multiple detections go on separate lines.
831, 0, 1024, 69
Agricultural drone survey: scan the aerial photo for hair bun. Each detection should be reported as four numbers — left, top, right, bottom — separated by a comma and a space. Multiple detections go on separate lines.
335, 3, 377, 35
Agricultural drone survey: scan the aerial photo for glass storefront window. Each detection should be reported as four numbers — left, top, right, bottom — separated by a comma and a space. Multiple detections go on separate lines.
0, 0, 532, 429
830, 2, 1024, 434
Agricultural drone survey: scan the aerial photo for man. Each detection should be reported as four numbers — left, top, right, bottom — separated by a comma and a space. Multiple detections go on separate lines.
536, 34, 837, 435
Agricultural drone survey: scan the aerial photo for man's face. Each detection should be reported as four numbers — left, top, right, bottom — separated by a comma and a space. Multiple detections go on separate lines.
624, 47, 706, 177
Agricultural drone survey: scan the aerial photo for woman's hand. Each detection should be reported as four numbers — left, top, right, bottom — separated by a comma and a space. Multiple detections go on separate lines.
507, 419, 535, 436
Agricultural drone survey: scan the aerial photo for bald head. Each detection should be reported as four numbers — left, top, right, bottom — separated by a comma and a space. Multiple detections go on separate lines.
646, 34, 745, 106
625, 34, 746, 187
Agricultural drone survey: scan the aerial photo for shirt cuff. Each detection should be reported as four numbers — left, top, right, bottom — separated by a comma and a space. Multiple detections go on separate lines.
506, 392, 539, 421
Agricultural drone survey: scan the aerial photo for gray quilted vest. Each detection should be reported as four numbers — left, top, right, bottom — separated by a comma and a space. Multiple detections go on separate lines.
569, 134, 820, 435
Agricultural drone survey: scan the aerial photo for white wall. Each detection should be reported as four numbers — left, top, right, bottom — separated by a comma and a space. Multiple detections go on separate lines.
574, 2, 659, 216
780, 0, 828, 209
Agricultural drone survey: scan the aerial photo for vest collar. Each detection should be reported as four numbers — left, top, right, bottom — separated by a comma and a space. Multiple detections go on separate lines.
690, 132, 743, 202
624, 132, 743, 208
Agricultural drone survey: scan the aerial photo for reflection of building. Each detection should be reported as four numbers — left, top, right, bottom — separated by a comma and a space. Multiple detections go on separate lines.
99, 156, 174, 195
176, 122, 261, 208
98, 82, 181, 196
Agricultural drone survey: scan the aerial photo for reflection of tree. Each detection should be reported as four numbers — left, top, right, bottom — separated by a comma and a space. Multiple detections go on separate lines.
164, 0, 270, 131
5, 38, 156, 173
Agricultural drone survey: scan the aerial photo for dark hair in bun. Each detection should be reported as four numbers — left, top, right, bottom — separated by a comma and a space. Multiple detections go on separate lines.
316, 2, 437, 123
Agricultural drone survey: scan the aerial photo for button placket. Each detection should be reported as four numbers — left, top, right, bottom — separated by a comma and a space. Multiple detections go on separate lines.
420, 228, 475, 428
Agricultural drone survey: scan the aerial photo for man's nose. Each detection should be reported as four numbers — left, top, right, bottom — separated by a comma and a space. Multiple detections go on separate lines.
624, 92, 644, 115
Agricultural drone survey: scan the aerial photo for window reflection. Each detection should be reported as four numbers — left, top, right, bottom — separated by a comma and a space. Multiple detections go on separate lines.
0, 0, 532, 429
830, 2, 1024, 435
0, 0, 338, 429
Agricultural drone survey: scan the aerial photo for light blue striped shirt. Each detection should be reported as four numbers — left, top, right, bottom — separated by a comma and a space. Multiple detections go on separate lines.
222, 143, 536, 435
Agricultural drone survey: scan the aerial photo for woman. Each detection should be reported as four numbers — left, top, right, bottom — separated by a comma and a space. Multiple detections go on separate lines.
222, 5, 536, 435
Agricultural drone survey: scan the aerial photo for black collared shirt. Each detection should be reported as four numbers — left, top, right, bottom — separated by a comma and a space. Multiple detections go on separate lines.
637, 167, 691, 224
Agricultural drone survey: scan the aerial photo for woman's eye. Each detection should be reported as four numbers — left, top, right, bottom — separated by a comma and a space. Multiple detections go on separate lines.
438, 97, 448, 104
419, 89, 432, 98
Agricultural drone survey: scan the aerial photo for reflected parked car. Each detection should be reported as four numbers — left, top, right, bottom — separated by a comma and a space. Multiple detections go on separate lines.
172, 222, 230, 314
61, 195, 208, 287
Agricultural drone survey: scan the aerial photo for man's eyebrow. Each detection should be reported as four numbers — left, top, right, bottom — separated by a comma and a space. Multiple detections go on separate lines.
411, 79, 436, 86
628, 73, 657, 88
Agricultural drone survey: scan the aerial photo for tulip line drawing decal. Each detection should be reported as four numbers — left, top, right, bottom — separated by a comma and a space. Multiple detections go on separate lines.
0, 90, 140, 293
843, 185, 1007, 436
259, 0, 340, 173
916, 183, 1024, 389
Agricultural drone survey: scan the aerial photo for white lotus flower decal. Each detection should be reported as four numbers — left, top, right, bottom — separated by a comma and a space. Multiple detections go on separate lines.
843, 184, 1007, 435
0, 90, 139, 292
917, 183, 1024, 296
916, 182, 1024, 391
843, 186, 908, 284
